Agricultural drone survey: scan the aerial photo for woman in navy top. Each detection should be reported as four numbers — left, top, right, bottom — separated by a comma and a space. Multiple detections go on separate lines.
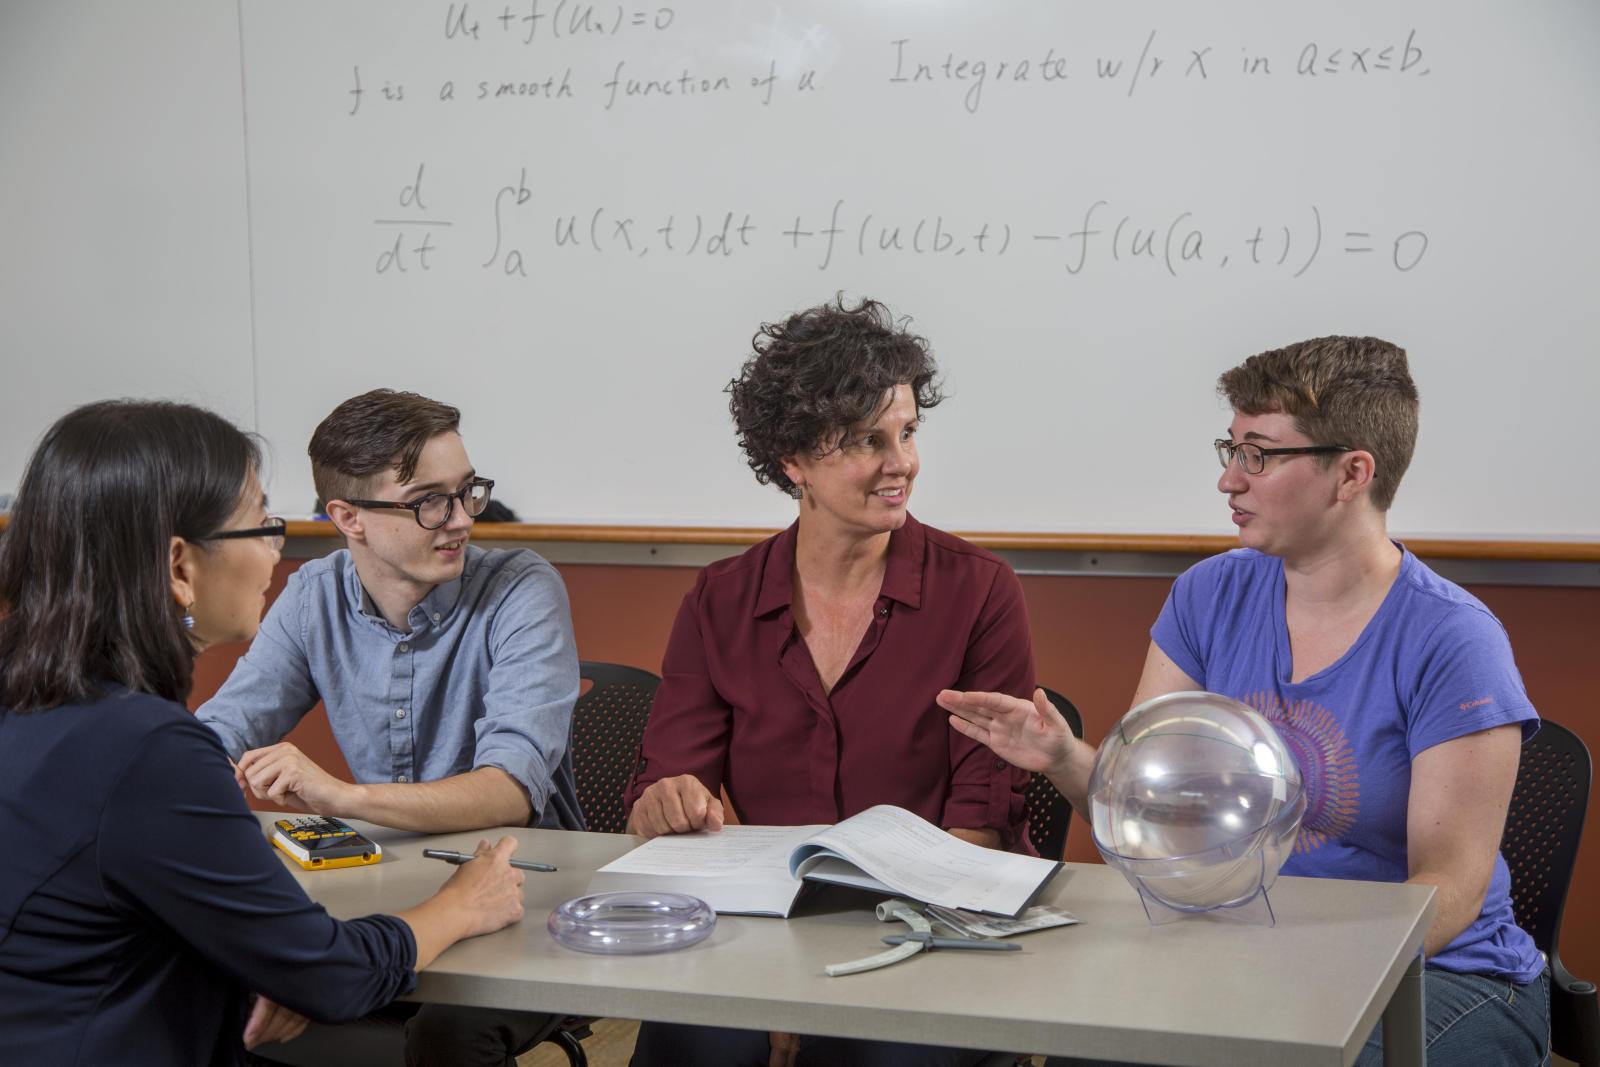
941, 337, 1548, 1066
0, 400, 529, 1066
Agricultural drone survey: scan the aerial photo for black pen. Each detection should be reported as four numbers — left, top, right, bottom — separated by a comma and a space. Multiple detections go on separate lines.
422, 848, 557, 873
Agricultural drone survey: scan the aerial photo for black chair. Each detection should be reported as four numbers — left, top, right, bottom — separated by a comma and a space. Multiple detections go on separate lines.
1021, 687, 1085, 861
1500, 718, 1598, 1066
329, 666, 656, 1067
527, 662, 661, 1067
572, 661, 662, 835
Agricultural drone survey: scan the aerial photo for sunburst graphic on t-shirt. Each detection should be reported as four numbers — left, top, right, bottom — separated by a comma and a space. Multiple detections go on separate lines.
1240, 691, 1359, 855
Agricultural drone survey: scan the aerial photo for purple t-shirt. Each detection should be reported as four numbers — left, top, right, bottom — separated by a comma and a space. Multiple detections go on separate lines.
1152, 546, 1543, 980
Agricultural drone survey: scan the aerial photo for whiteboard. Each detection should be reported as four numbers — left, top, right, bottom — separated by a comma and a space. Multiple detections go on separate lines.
4, 0, 1599, 539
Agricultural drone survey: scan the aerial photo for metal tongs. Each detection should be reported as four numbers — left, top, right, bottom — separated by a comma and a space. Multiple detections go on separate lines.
823, 899, 1015, 976
881, 931, 1020, 952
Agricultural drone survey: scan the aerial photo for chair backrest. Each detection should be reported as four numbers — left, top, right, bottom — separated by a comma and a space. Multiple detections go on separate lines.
571, 661, 661, 835
1500, 717, 1592, 956
1022, 687, 1085, 861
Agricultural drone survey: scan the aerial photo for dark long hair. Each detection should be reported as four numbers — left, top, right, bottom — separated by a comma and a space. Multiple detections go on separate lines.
0, 400, 262, 710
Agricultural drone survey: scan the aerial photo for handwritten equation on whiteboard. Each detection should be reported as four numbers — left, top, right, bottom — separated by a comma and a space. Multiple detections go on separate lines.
375, 166, 1428, 279
347, 6, 1428, 117
331, 5, 1436, 279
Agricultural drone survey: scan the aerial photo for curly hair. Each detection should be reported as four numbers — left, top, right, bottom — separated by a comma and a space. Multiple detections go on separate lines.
1218, 335, 1419, 511
727, 296, 945, 496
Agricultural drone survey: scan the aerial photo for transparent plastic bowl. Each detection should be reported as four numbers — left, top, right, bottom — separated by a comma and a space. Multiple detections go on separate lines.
547, 891, 717, 955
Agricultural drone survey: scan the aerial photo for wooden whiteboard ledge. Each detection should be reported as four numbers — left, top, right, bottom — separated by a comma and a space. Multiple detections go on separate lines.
3, 518, 1595, 583
271, 521, 1600, 563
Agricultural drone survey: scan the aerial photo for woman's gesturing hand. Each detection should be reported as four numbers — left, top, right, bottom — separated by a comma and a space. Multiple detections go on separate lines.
937, 687, 1080, 776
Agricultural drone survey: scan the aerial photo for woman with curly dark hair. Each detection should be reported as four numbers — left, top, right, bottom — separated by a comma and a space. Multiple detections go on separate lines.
624, 297, 1036, 1067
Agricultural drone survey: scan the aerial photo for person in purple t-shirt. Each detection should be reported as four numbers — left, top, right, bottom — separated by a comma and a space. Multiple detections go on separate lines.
940, 336, 1549, 1066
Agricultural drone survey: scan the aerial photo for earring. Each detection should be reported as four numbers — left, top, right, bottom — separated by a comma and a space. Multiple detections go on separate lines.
181, 601, 195, 630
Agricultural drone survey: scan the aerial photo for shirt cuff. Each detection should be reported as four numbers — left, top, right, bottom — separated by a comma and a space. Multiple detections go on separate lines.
475, 755, 545, 819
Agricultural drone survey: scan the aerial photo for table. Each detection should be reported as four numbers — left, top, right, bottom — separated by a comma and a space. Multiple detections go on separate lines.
258, 814, 1434, 1067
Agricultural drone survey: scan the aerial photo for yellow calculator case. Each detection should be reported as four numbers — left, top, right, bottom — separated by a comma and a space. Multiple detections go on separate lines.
271, 816, 383, 871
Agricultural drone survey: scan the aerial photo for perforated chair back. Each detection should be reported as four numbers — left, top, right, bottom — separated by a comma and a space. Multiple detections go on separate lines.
571, 661, 660, 835
1022, 687, 1084, 861
1498, 717, 1598, 1066
1502, 718, 1590, 954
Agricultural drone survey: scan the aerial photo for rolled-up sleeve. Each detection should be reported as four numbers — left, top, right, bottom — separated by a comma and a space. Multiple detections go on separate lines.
477, 560, 580, 819
940, 562, 1035, 849
99, 719, 416, 1023
195, 570, 320, 759
624, 574, 733, 811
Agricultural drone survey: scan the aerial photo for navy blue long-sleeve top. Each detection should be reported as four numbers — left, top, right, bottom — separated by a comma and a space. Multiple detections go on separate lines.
0, 686, 418, 1066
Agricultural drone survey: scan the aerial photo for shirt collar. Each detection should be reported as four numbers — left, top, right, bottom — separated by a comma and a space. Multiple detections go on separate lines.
417, 571, 466, 625
346, 550, 470, 633
753, 514, 925, 616
881, 513, 925, 609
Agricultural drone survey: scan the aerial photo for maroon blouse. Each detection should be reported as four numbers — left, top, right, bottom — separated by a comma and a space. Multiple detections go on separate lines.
624, 514, 1038, 850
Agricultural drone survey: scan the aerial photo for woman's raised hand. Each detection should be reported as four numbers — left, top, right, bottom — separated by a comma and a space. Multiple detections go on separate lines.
937, 687, 1081, 777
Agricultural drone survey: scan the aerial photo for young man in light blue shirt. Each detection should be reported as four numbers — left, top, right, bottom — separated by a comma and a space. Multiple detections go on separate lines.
198, 388, 581, 1065
200, 388, 581, 834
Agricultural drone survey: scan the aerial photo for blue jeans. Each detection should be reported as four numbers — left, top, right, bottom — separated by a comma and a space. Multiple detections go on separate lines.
1046, 966, 1550, 1067
1354, 966, 1550, 1066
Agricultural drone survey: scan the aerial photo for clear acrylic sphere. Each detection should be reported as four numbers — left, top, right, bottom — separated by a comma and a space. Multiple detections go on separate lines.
1088, 692, 1306, 913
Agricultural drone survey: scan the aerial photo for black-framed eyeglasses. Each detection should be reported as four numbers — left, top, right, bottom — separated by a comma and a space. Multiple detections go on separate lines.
1214, 439, 1352, 476
341, 478, 495, 530
207, 516, 287, 551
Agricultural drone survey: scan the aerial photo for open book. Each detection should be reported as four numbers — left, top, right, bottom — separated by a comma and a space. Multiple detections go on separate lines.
588, 804, 1062, 918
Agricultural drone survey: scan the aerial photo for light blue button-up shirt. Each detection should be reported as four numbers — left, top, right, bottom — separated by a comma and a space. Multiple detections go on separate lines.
197, 546, 582, 830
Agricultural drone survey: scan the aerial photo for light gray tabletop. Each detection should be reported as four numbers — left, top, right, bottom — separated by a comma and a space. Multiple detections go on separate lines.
257, 814, 1434, 1067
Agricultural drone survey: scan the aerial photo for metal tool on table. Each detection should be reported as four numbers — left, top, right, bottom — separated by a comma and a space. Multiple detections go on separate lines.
823, 899, 1014, 976
881, 932, 1020, 952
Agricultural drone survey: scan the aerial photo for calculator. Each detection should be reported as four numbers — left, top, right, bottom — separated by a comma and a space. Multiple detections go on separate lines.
270, 816, 383, 871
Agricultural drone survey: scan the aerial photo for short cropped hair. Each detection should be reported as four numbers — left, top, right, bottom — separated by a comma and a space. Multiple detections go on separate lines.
727, 296, 945, 497
1218, 336, 1419, 511
309, 389, 461, 506
0, 400, 261, 710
